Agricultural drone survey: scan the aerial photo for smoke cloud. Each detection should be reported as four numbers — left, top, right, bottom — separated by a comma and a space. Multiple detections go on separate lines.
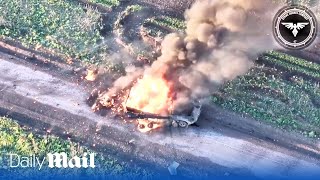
105, 0, 278, 113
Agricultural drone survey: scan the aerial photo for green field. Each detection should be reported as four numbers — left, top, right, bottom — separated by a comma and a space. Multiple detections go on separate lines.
142, 16, 185, 37
146, 16, 186, 31
212, 51, 320, 138
0, 117, 153, 178
0, 0, 185, 66
0, 0, 107, 65
88, 0, 120, 8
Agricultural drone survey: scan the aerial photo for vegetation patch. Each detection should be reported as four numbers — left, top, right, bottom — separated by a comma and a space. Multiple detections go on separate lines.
212, 53, 320, 138
142, 20, 171, 38
114, 4, 144, 30
88, 0, 120, 8
268, 51, 320, 71
144, 16, 186, 32
0, 117, 154, 178
264, 51, 320, 79
0, 0, 108, 65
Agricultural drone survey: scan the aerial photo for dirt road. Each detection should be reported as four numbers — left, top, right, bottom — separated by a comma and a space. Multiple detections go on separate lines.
0, 52, 320, 178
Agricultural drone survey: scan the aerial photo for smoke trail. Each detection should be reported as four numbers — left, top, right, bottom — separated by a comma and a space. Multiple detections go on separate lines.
105, 0, 278, 113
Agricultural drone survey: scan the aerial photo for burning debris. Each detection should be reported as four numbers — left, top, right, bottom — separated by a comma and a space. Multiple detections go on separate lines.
91, 83, 202, 132
91, 0, 276, 132
125, 75, 172, 115
85, 68, 98, 81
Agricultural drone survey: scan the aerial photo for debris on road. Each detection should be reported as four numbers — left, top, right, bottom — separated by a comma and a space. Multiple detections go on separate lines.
168, 161, 180, 175
129, 139, 135, 144
85, 68, 98, 81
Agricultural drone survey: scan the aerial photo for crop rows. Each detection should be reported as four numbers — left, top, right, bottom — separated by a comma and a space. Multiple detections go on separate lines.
145, 16, 186, 32
263, 55, 320, 79
213, 64, 320, 138
267, 51, 320, 71
142, 23, 170, 37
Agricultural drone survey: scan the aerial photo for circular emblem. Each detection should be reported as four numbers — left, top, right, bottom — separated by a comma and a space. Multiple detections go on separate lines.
273, 5, 317, 50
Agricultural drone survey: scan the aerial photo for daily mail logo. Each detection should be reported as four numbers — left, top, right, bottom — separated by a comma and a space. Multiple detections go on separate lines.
48, 152, 95, 168
2, 152, 95, 170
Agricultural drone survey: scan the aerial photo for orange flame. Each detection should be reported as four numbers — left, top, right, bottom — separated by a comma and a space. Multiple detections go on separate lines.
125, 75, 172, 132
126, 75, 172, 115
85, 69, 98, 81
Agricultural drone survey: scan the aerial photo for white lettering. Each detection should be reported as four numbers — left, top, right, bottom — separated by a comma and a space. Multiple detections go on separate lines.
9, 154, 20, 168
68, 156, 81, 168
20, 157, 29, 168
47, 152, 68, 168
89, 153, 95, 168
37, 156, 46, 170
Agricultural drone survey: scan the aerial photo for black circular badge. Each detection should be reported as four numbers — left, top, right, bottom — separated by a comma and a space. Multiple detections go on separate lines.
273, 5, 317, 50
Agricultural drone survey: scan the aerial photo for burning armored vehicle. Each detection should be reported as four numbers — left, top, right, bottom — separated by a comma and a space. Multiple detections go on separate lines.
91, 83, 202, 132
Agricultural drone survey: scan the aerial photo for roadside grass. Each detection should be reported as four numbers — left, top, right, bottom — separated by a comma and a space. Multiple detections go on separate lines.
0, 0, 109, 65
212, 52, 320, 138
0, 117, 154, 178
88, 0, 120, 8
